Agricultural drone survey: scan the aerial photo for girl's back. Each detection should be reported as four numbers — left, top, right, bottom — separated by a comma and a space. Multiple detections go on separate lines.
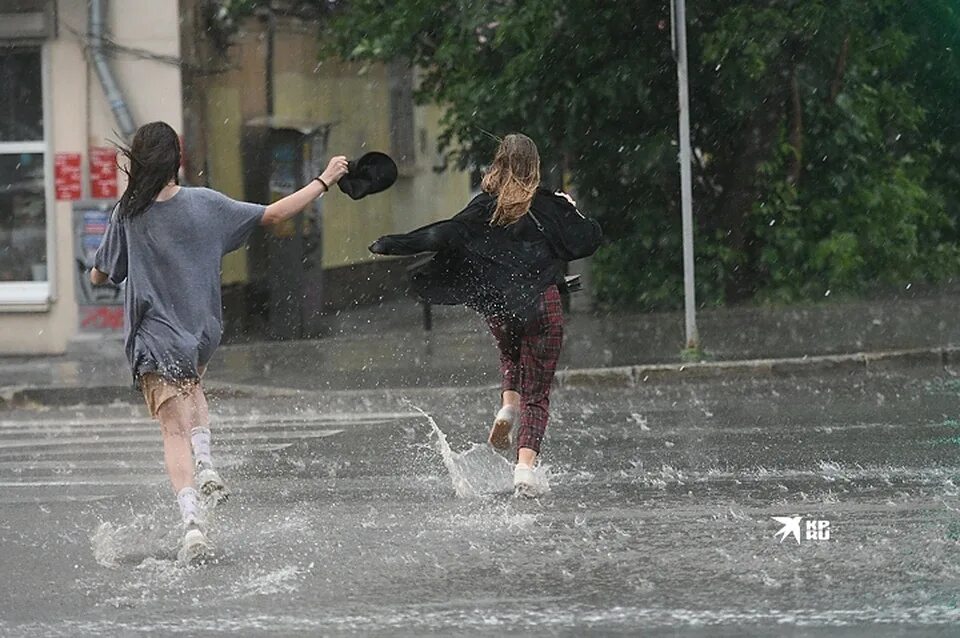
98, 186, 264, 377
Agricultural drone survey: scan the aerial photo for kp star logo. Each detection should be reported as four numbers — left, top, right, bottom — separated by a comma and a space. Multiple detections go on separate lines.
772, 516, 803, 544
772, 515, 831, 543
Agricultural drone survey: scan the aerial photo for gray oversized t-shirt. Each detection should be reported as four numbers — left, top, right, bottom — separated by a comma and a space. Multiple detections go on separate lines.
94, 187, 265, 386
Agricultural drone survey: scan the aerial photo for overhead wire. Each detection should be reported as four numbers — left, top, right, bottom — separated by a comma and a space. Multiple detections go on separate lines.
60, 20, 235, 75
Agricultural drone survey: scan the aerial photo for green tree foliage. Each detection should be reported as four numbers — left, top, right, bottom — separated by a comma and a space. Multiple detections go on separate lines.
326, 0, 960, 308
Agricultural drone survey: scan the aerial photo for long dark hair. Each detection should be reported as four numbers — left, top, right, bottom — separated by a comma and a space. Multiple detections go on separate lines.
118, 121, 181, 218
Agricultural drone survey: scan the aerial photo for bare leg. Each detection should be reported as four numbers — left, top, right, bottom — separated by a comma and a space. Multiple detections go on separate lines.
151, 383, 212, 561
188, 386, 212, 466
189, 386, 210, 429
157, 395, 195, 493
502, 390, 520, 410
187, 385, 230, 501
517, 447, 537, 467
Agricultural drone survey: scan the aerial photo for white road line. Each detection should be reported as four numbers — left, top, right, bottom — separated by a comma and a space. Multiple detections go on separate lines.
0, 479, 164, 487
0, 412, 420, 429
0, 412, 352, 489
0, 429, 345, 450
0, 442, 294, 459
0, 454, 249, 470
0, 460, 164, 470
0, 495, 115, 504
0, 419, 393, 437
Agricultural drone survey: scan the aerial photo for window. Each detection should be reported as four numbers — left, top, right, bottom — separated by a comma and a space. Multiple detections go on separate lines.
0, 46, 48, 305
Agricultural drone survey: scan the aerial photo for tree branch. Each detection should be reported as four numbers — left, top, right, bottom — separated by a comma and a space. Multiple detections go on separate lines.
828, 34, 851, 104
787, 65, 803, 185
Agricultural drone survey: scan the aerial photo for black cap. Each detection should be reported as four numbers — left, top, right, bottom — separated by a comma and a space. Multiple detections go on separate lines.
337, 151, 399, 200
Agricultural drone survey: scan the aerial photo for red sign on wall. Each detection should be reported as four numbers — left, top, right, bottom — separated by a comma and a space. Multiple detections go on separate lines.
80, 306, 124, 331
54, 153, 82, 201
89, 147, 118, 199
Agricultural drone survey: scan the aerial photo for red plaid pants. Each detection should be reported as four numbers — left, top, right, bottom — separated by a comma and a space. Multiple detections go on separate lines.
486, 285, 564, 454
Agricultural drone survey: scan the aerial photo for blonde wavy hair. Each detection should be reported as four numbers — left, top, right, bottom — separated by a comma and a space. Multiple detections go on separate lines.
481, 133, 541, 226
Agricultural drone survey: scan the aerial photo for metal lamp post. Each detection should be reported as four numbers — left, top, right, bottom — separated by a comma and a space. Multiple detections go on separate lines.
671, 0, 700, 354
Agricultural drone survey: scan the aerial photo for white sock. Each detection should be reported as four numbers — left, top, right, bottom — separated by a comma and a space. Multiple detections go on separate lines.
191, 427, 212, 468
177, 486, 200, 525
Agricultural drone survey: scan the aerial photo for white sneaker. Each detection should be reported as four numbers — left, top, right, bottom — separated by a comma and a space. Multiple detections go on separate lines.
488, 405, 518, 451
513, 463, 537, 497
196, 464, 230, 504
177, 524, 211, 565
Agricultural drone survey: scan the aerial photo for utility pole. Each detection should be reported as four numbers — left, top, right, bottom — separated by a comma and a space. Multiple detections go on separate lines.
671, 0, 700, 354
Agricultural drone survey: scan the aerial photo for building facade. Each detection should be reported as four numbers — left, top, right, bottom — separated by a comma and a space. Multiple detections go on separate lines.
0, 0, 182, 354
0, 0, 470, 354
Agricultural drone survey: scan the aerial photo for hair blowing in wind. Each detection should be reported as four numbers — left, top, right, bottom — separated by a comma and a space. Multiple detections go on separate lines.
118, 121, 181, 218
481, 133, 541, 226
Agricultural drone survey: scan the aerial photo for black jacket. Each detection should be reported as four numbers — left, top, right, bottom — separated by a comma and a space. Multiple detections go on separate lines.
369, 188, 602, 319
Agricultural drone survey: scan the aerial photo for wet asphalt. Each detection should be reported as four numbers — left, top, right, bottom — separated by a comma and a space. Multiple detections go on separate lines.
1, 370, 959, 636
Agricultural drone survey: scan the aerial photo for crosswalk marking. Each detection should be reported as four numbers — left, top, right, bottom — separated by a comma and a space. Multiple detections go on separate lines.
0, 495, 115, 504
0, 429, 344, 450
0, 442, 293, 459
0, 459, 162, 470
0, 420, 390, 439
0, 412, 419, 430
0, 479, 168, 487
0, 409, 408, 501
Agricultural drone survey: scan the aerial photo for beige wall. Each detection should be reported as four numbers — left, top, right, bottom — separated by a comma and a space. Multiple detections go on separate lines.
0, 0, 182, 354
197, 16, 471, 274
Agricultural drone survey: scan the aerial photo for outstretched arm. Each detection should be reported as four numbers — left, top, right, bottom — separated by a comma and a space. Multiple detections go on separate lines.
369, 220, 469, 255
260, 155, 349, 226
369, 196, 487, 255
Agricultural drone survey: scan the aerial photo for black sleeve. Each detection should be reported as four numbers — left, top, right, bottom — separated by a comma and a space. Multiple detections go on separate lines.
536, 195, 603, 261
369, 197, 487, 255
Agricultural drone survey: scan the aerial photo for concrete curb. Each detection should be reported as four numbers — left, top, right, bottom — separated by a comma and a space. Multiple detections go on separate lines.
1, 346, 956, 408
553, 347, 958, 388
0, 382, 274, 410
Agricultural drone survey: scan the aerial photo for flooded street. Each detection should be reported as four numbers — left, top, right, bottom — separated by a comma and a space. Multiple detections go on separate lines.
1, 370, 959, 635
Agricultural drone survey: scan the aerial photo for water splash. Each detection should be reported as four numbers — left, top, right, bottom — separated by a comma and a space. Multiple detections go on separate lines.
408, 404, 513, 497
91, 510, 177, 568
231, 566, 302, 597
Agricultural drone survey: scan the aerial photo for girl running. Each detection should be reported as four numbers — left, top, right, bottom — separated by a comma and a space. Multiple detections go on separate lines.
368, 133, 601, 494
90, 121, 348, 560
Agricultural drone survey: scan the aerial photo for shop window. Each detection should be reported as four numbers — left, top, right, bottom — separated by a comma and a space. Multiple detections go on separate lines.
0, 46, 47, 304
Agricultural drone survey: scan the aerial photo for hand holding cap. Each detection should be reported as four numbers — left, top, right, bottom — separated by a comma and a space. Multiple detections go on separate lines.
337, 152, 399, 200
317, 155, 349, 190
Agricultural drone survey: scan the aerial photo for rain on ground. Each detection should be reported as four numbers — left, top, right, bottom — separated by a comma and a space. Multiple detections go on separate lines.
1, 369, 959, 636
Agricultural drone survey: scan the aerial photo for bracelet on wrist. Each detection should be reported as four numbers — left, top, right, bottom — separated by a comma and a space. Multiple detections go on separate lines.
313, 176, 329, 192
